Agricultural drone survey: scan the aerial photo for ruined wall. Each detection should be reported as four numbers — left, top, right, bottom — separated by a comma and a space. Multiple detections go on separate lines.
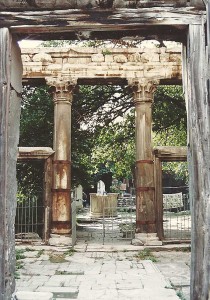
21, 45, 182, 83
0, 29, 22, 300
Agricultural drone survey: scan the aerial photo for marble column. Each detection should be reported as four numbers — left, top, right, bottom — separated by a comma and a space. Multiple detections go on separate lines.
46, 77, 76, 236
129, 79, 159, 234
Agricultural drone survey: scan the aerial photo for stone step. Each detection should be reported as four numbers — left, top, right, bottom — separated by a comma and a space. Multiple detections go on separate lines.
16, 291, 53, 300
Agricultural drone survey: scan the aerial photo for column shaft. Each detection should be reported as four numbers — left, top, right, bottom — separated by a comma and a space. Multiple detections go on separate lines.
131, 80, 158, 233
47, 78, 75, 235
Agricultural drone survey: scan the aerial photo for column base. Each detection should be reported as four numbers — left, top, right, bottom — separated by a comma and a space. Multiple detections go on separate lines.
131, 233, 162, 246
48, 234, 73, 247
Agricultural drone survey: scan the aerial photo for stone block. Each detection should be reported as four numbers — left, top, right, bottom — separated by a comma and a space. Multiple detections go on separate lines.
128, 52, 141, 62
169, 53, 182, 63
145, 240, 163, 246
132, 233, 162, 246
46, 63, 62, 71
141, 52, 150, 63
105, 55, 114, 63
131, 238, 144, 246
166, 46, 182, 53
54, 57, 62, 64
16, 291, 53, 300
91, 53, 104, 62
48, 235, 72, 246
113, 54, 127, 63
21, 54, 31, 62
160, 53, 170, 62
32, 52, 53, 63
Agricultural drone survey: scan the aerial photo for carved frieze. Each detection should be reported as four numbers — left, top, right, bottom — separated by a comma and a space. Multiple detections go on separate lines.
32, 52, 53, 63
21, 46, 182, 83
128, 53, 141, 62
113, 55, 127, 63
46, 64, 62, 71
91, 53, 104, 62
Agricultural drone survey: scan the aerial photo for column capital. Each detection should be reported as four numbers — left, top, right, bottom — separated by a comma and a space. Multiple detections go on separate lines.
46, 76, 77, 104
128, 79, 159, 105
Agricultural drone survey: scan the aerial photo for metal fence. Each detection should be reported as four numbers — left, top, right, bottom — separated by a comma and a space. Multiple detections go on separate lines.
15, 192, 44, 242
76, 191, 191, 244
71, 200, 77, 247
76, 196, 136, 245
99, 197, 135, 244
163, 190, 191, 241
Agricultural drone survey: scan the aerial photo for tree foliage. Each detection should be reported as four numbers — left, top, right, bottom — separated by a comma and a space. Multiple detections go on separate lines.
18, 83, 187, 194
153, 85, 187, 146
17, 86, 54, 195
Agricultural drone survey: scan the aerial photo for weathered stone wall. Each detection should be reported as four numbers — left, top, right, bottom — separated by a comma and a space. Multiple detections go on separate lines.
0, 29, 22, 300
21, 45, 182, 84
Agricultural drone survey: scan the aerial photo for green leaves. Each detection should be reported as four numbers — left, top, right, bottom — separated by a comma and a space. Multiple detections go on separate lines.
20, 85, 54, 147
18, 84, 187, 193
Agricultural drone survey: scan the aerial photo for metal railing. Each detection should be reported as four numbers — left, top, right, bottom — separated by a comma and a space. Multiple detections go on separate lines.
71, 200, 77, 247
163, 190, 191, 241
100, 196, 136, 244
76, 196, 136, 245
15, 192, 44, 242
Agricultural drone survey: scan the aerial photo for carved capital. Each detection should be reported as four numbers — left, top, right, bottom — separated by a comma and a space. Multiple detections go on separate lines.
128, 79, 159, 105
46, 76, 77, 104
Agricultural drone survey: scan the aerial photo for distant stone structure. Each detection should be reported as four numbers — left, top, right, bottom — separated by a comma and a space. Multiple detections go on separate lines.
20, 45, 182, 238
0, 1, 209, 299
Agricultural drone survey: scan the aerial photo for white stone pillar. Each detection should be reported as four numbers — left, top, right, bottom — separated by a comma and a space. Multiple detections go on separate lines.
129, 79, 159, 234
46, 77, 76, 236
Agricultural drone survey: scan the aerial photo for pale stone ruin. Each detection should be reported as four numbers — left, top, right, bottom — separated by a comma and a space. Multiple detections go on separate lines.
0, 1, 209, 299
20, 45, 182, 242
97, 180, 106, 195
74, 185, 83, 209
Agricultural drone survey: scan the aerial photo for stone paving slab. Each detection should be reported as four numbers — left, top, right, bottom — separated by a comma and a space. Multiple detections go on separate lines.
16, 291, 53, 300
15, 245, 189, 300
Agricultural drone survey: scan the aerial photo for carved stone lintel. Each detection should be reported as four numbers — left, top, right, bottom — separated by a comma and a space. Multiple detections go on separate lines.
46, 76, 77, 104
128, 79, 160, 104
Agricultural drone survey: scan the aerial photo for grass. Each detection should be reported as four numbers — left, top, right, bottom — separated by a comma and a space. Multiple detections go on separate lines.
176, 290, 186, 300
16, 249, 26, 260
36, 249, 44, 258
64, 248, 76, 256
170, 281, 186, 300
15, 249, 25, 279
175, 246, 191, 252
134, 249, 158, 262
49, 253, 67, 263
25, 247, 36, 252
49, 248, 76, 263
55, 270, 84, 275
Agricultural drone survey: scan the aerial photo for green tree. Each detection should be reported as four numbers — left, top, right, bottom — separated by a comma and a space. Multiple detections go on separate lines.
17, 86, 54, 195
153, 85, 187, 146
90, 85, 187, 183
18, 83, 187, 194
